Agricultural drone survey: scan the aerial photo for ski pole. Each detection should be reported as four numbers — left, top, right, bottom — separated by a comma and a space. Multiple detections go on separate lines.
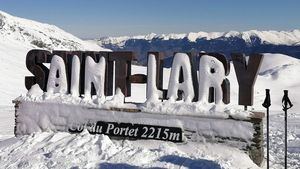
262, 89, 271, 169
282, 90, 293, 169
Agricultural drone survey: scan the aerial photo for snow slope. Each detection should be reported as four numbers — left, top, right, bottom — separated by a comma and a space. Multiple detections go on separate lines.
0, 130, 259, 169
0, 10, 107, 51
0, 10, 109, 106
254, 53, 300, 111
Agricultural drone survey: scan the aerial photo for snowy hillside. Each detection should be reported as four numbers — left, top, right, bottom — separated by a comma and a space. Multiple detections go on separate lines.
0, 10, 109, 107
0, 10, 108, 51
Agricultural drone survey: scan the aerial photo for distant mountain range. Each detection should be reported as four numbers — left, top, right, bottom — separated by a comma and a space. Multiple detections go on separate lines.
96, 31, 300, 66
1, 9, 299, 66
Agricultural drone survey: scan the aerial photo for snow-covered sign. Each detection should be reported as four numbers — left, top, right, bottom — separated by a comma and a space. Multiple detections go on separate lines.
24, 50, 263, 107
14, 49, 265, 165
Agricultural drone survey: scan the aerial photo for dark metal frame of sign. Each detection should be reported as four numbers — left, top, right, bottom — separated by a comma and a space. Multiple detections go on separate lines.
25, 49, 263, 107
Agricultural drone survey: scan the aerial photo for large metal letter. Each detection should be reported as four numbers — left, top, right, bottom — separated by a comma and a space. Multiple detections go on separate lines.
200, 52, 230, 104
25, 50, 51, 91
232, 53, 263, 106
109, 52, 135, 97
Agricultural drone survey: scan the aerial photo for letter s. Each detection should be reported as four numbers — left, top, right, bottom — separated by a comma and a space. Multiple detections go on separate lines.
25, 49, 51, 91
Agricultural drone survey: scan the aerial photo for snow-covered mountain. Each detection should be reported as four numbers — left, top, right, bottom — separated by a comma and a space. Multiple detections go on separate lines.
99, 30, 300, 46
97, 30, 300, 64
0, 10, 108, 51
0, 10, 109, 106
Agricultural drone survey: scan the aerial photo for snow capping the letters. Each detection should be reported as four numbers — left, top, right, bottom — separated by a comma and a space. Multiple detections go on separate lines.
15, 64, 255, 142
17, 51, 252, 120
167, 53, 194, 102
198, 55, 226, 104
14, 51, 254, 136
141, 101, 250, 119
17, 83, 252, 121
143, 53, 251, 119
16, 55, 254, 140
145, 54, 161, 102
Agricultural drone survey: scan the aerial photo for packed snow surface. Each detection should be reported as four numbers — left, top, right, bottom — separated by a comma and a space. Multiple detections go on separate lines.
0, 130, 259, 169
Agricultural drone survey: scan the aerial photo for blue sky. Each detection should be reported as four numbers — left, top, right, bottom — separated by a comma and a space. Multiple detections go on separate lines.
1, 0, 300, 38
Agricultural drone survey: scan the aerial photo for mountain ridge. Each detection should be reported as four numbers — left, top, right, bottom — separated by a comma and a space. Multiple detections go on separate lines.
98, 29, 300, 47
96, 30, 300, 64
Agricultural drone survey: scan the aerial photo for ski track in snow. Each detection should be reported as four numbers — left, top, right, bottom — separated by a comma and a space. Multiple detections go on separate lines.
266, 112, 300, 169
0, 106, 14, 139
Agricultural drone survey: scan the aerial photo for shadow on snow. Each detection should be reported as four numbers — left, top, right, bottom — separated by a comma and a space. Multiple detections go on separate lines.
98, 155, 221, 169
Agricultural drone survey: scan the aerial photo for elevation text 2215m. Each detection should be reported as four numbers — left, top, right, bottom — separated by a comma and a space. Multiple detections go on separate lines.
68, 121, 183, 142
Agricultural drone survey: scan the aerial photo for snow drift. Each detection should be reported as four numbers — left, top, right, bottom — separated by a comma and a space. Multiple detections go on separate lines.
0, 130, 259, 169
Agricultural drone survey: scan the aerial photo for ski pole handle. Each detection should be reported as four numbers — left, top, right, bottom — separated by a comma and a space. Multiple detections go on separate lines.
262, 89, 271, 108
282, 90, 293, 111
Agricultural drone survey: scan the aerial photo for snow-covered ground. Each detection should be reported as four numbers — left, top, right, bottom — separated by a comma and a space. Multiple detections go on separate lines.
0, 130, 259, 169
0, 11, 300, 169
